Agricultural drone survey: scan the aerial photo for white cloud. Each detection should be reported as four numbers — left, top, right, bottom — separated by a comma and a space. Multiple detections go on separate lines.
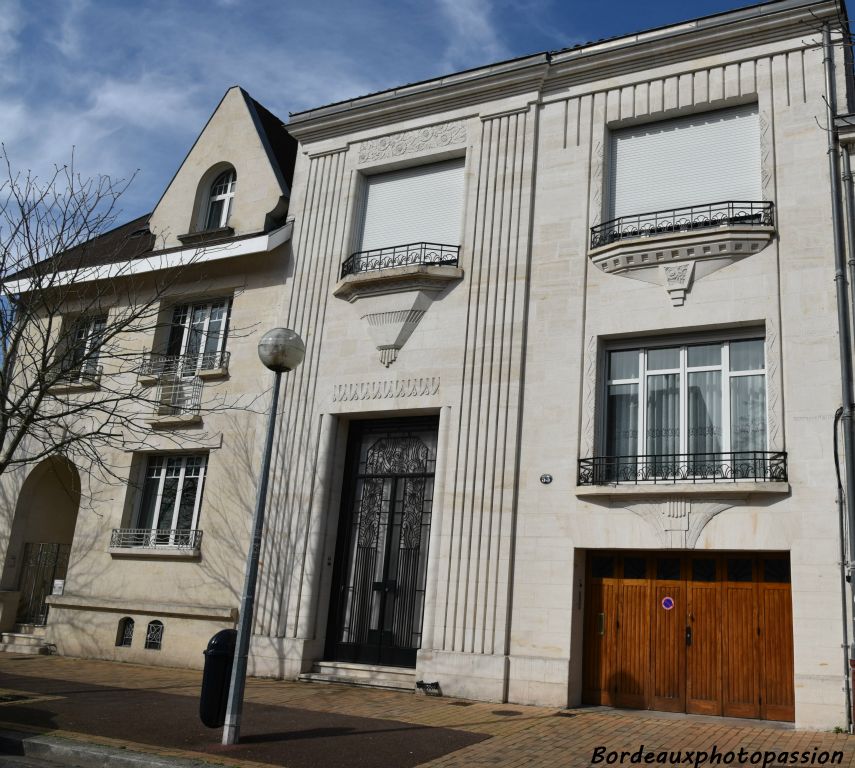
0, 0, 24, 85
436, 0, 508, 70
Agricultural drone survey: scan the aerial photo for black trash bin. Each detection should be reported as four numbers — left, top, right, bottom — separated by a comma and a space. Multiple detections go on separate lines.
199, 628, 237, 728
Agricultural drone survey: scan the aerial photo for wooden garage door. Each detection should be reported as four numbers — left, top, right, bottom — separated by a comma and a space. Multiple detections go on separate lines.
582, 552, 794, 722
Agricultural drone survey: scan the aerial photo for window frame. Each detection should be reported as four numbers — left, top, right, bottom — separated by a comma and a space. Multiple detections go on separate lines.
132, 454, 208, 547
116, 617, 134, 648
63, 313, 108, 377
164, 297, 231, 373
354, 156, 467, 254
204, 169, 236, 230
145, 620, 164, 650
599, 331, 768, 460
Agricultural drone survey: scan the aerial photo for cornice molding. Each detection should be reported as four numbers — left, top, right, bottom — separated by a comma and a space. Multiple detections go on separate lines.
286, 1, 839, 145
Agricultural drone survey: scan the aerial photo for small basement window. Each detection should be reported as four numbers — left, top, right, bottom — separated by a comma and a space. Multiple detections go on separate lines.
145, 620, 164, 650
116, 617, 134, 647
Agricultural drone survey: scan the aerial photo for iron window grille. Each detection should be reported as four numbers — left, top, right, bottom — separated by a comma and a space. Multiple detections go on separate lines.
153, 375, 203, 417
116, 617, 134, 647
590, 200, 774, 249
145, 620, 164, 650
340, 242, 459, 279
577, 451, 788, 485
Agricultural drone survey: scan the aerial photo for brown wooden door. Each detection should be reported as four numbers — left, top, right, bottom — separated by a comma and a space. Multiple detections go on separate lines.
649, 555, 685, 712
582, 550, 794, 723
582, 554, 618, 705
758, 556, 795, 721
686, 556, 722, 715
721, 557, 761, 719
614, 556, 650, 709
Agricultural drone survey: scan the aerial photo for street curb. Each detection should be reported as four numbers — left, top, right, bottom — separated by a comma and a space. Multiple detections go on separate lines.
0, 728, 232, 768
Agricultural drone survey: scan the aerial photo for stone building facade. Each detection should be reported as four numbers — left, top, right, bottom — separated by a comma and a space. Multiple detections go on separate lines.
0, 0, 852, 730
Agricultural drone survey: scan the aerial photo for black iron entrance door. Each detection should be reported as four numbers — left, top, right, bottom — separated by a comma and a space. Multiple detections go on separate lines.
327, 417, 439, 668
17, 542, 70, 625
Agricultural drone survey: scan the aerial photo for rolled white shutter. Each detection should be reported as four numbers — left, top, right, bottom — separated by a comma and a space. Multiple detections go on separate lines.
608, 105, 761, 221
358, 158, 465, 252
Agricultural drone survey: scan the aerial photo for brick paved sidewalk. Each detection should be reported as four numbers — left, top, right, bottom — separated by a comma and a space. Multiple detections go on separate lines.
0, 653, 852, 768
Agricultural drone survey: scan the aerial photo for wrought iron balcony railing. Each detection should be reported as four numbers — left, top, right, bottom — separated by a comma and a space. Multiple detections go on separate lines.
152, 374, 202, 417
139, 350, 230, 378
590, 200, 775, 250
340, 242, 460, 279
110, 528, 203, 550
577, 451, 788, 485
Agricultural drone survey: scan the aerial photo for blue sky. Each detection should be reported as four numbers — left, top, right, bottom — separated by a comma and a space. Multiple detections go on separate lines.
2, 0, 766, 221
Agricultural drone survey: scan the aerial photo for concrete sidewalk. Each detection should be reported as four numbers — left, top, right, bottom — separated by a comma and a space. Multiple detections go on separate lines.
0, 653, 851, 768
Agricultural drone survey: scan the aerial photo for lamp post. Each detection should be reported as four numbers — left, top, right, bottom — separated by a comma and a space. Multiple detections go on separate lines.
222, 327, 305, 746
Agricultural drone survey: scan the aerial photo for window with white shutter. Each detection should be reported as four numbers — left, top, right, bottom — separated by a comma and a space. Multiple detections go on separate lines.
608, 105, 761, 221
357, 159, 465, 252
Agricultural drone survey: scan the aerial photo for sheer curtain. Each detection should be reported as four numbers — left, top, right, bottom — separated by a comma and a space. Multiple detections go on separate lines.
606, 384, 638, 480
688, 371, 722, 476
731, 375, 766, 477
646, 374, 679, 477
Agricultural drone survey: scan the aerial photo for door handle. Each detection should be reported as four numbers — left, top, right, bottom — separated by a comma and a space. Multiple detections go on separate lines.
685, 626, 693, 646
597, 612, 605, 636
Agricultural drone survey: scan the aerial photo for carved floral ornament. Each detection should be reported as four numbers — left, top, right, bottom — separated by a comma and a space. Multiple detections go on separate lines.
357, 121, 467, 164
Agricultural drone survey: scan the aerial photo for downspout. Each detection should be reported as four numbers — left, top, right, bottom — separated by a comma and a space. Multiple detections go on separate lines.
824, 23, 855, 722
834, 407, 853, 732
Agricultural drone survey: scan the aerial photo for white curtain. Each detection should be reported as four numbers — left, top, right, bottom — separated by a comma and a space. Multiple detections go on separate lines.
606, 384, 638, 457
730, 375, 766, 451
688, 371, 722, 455
646, 374, 679, 456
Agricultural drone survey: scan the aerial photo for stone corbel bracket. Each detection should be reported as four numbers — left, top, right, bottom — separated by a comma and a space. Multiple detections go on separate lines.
589, 225, 775, 306
621, 497, 733, 548
333, 265, 463, 367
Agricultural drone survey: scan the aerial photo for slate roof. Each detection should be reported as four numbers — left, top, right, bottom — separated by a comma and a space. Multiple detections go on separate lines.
6, 213, 155, 281
245, 93, 297, 196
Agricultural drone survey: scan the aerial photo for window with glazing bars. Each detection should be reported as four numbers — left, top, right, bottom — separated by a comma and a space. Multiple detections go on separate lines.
133, 455, 207, 545
62, 314, 107, 375
603, 338, 766, 461
205, 169, 236, 230
165, 298, 231, 372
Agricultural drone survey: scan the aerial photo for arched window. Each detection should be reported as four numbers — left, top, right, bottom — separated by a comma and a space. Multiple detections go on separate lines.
145, 620, 164, 650
116, 617, 134, 647
205, 169, 236, 230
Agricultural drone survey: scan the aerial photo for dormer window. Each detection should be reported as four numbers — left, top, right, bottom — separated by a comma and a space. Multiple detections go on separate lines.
205, 169, 236, 230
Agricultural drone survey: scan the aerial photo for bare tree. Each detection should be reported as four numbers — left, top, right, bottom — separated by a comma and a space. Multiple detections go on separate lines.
0, 147, 260, 483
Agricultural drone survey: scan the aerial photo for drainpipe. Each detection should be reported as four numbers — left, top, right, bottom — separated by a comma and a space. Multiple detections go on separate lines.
834, 408, 853, 732
824, 23, 855, 725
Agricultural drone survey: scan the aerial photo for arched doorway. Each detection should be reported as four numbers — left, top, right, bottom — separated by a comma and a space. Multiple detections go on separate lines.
3, 457, 80, 626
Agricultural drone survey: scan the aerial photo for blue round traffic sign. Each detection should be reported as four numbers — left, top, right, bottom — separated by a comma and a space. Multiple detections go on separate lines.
661, 596, 675, 611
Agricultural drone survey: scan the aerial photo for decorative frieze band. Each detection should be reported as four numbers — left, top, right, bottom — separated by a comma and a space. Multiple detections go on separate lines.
357, 121, 467, 163
332, 377, 440, 402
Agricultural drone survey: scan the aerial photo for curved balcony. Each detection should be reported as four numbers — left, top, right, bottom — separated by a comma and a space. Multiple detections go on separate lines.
588, 201, 775, 305
590, 200, 774, 250
340, 242, 459, 278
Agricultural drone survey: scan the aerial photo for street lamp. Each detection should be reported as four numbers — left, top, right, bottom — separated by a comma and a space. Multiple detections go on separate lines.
222, 327, 305, 745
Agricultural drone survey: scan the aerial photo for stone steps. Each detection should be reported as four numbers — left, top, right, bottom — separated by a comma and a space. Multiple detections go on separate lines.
0, 632, 51, 655
298, 661, 416, 692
